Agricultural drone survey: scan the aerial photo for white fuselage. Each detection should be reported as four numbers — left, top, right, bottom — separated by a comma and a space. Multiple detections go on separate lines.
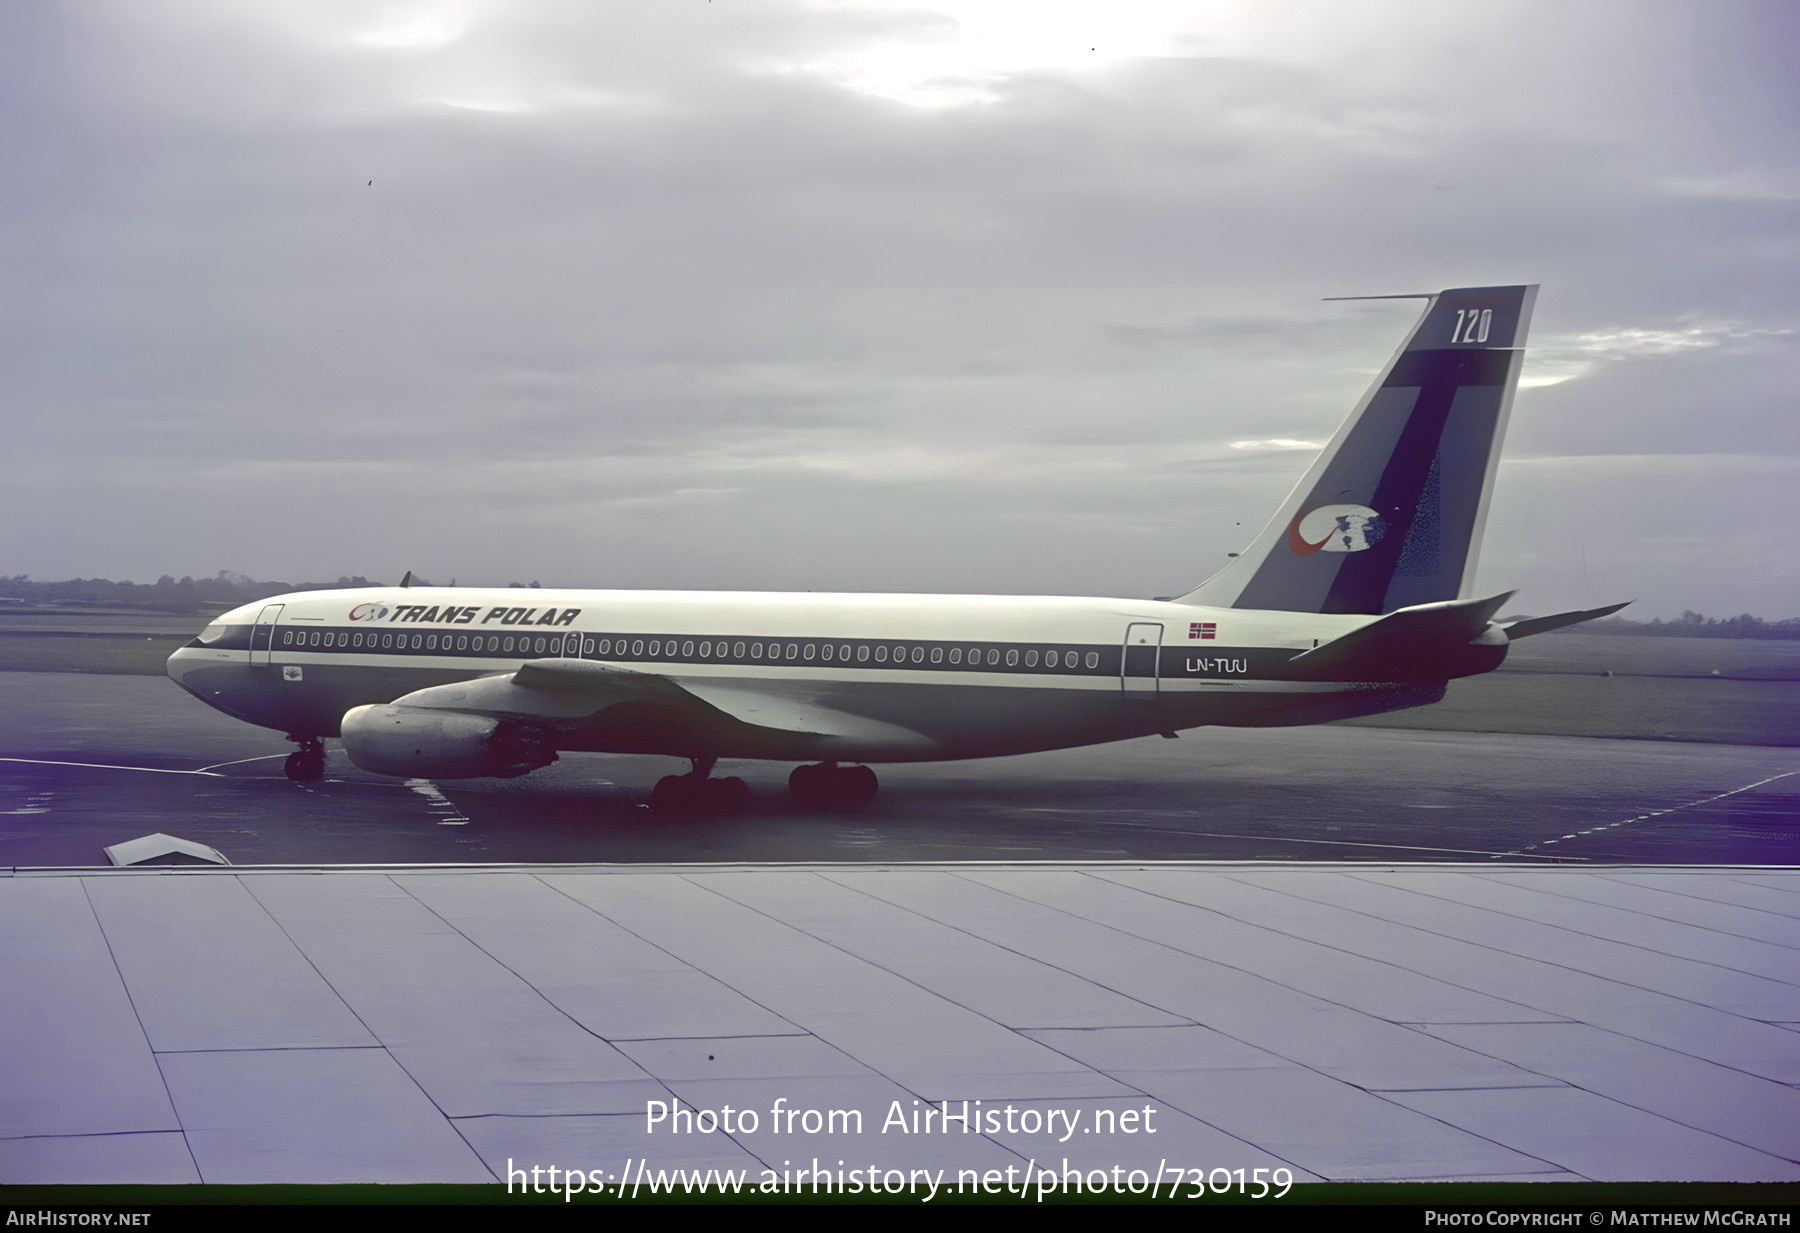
166, 585, 1419, 763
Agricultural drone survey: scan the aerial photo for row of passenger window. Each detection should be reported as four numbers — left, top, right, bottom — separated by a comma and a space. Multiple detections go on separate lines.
278, 627, 1111, 672
282, 628, 580, 655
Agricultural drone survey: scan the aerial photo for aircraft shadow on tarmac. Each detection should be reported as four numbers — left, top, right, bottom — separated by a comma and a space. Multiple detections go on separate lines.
3, 727, 1797, 867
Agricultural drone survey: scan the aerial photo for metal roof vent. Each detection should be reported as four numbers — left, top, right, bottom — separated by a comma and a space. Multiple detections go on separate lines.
104, 833, 231, 867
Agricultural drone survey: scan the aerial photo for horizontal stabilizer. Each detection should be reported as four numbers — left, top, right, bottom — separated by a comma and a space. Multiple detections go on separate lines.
1502, 601, 1633, 641
1286, 591, 1513, 682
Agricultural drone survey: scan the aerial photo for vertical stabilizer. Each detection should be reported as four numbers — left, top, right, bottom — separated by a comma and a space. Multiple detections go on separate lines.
1176, 284, 1536, 614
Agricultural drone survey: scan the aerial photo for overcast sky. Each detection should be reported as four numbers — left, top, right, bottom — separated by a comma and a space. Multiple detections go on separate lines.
5, 0, 1796, 618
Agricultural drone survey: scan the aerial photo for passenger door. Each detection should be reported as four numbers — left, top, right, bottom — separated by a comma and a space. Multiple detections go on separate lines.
1121, 622, 1162, 698
249, 604, 284, 666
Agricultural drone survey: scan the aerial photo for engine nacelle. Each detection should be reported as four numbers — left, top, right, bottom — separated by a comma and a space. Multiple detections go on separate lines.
339, 704, 557, 779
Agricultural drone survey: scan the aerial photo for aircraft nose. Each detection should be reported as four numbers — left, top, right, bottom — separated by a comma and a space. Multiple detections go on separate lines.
163, 640, 263, 725
166, 644, 194, 684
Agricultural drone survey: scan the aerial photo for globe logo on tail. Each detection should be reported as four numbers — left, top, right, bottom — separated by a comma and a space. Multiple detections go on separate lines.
1287, 504, 1387, 555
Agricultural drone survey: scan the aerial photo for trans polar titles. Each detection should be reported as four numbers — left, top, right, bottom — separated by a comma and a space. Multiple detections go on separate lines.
166, 285, 1624, 813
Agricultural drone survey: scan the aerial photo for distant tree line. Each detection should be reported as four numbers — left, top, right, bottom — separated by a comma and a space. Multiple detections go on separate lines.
0, 572, 380, 614
1574, 611, 1800, 640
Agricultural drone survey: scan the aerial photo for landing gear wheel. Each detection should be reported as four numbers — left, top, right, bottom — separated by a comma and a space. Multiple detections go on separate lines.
284, 741, 325, 782
788, 763, 878, 810
648, 773, 752, 818
839, 765, 878, 807
649, 775, 693, 816
788, 763, 823, 800
708, 776, 752, 813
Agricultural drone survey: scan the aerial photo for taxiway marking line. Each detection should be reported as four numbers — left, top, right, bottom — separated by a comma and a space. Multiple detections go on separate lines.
0, 757, 224, 777
1497, 769, 1800, 859
196, 754, 290, 772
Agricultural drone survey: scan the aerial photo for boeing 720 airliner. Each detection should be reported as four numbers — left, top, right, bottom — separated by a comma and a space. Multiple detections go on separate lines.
166, 285, 1625, 812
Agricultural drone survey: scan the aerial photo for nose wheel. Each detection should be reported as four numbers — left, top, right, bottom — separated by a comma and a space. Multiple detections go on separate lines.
284, 736, 326, 782
788, 763, 878, 810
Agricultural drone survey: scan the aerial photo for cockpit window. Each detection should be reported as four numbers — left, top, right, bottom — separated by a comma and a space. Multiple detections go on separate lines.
196, 622, 230, 645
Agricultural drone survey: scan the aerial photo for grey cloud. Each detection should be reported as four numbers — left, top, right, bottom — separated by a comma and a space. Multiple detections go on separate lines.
3, 1, 1796, 616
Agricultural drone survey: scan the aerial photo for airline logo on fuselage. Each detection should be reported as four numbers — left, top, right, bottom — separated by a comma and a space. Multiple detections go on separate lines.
346, 603, 582, 626
1286, 504, 1387, 555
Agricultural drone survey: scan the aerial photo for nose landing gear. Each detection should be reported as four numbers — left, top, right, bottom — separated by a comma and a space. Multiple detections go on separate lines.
284, 735, 326, 782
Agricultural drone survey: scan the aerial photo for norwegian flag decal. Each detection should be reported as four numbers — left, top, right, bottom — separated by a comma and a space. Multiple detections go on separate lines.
1189, 622, 1217, 640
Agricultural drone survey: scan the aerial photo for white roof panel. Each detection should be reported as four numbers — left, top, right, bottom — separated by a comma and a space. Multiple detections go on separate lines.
83, 874, 375, 1051
0, 878, 179, 1139
4, 862, 1794, 1186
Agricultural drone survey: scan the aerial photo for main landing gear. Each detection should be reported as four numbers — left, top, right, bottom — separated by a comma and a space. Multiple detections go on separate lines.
648, 757, 751, 817
788, 762, 878, 810
284, 735, 326, 782
645, 759, 882, 816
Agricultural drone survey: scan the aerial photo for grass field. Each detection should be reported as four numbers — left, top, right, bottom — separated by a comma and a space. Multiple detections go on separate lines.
1341, 670, 1799, 747
1, 613, 1793, 747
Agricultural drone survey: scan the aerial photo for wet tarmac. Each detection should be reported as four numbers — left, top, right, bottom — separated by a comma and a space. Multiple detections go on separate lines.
1, 673, 1794, 867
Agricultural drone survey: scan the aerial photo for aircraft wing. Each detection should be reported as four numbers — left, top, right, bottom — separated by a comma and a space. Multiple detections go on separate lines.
375, 658, 938, 759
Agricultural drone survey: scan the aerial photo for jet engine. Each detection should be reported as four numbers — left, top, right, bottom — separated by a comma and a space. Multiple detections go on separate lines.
339, 704, 557, 779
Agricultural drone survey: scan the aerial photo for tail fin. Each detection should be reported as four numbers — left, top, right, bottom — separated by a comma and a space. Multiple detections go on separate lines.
1176, 284, 1537, 615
